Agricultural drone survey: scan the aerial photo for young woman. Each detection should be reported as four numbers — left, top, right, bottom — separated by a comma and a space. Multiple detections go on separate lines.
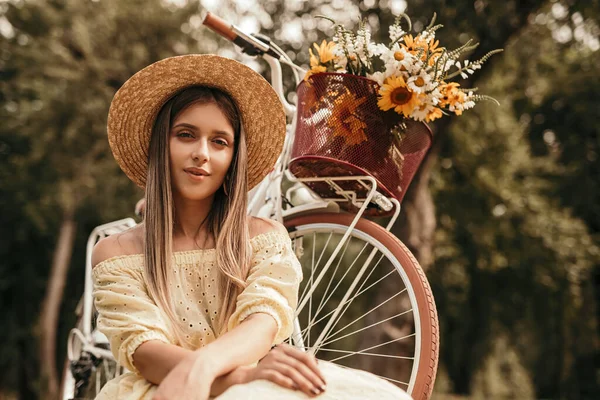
92, 54, 411, 400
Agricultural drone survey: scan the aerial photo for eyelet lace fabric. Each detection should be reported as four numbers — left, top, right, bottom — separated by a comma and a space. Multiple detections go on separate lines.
92, 231, 303, 399
92, 231, 411, 399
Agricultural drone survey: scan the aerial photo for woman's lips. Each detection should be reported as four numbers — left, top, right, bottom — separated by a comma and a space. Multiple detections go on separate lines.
185, 170, 207, 181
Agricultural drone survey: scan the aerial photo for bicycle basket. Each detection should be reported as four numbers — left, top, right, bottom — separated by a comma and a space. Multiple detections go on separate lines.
289, 73, 432, 216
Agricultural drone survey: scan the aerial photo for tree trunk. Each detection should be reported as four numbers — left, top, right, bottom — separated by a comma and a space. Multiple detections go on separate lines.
39, 207, 77, 400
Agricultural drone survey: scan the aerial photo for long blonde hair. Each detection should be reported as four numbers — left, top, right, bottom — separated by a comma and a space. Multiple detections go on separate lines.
144, 86, 251, 348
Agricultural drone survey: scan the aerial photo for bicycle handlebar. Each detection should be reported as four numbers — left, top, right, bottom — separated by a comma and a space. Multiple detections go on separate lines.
202, 12, 237, 41
201, 11, 280, 59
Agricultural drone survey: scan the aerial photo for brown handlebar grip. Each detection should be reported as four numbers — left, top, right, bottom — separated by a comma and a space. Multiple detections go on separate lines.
202, 12, 237, 42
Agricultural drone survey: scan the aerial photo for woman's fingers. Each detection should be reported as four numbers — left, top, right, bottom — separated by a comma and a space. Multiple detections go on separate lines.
264, 344, 326, 397
258, 369, 297, 391
277, 354, 326, 393
277, 344, 327, 386
273, 361, 324, 397
253, 344, 328, 396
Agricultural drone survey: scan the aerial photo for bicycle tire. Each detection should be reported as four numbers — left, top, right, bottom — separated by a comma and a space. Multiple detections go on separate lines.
284, 212, 438, 400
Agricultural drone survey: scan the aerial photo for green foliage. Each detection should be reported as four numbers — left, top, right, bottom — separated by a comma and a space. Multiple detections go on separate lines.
428, 4, 600, 397
1, 0, 598, 398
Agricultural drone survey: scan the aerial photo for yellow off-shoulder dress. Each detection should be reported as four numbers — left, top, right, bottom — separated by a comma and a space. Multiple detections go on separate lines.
92, 231, 412, 400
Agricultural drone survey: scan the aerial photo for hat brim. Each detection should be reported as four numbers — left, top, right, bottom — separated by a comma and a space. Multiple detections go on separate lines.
107, 54, 286, 190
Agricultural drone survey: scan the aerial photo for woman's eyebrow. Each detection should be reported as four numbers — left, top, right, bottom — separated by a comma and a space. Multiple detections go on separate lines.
171, 122, 198, 130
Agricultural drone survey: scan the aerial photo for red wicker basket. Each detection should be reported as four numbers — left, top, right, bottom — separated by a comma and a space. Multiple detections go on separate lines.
289, 73, 433, 216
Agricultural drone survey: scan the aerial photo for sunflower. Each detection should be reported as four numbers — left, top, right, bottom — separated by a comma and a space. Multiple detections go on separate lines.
377, 75, 421, 117
328, 90, 368, 146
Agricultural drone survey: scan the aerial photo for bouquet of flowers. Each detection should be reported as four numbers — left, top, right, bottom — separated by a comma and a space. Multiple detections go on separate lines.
289, 13, 503, 214
305, 13, 503, 123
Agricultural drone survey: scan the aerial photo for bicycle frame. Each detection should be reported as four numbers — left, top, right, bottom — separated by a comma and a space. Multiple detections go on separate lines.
246, 54, 403, 352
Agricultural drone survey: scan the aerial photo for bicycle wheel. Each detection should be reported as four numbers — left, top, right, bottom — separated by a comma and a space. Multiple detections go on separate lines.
284, 213, 438, 400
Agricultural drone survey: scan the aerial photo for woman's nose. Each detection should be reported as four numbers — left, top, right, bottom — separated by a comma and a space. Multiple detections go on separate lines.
191, 139, 209, 163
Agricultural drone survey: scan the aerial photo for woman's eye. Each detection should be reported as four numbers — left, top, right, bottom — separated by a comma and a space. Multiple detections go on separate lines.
177, 131, 194, 138
214, 139, 229, 146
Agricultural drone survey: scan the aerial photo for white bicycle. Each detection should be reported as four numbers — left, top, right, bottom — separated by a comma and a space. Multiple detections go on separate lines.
61, 12, 439, 400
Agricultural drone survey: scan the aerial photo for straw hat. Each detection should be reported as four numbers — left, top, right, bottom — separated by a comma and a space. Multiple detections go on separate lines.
107, 54, 286, 189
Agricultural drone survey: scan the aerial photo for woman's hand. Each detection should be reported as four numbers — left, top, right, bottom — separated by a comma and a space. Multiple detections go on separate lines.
244, 343, 327, 397
152, 351, 216, 400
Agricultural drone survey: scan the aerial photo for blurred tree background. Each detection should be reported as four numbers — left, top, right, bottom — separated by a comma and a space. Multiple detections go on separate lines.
0, 0, 598, 399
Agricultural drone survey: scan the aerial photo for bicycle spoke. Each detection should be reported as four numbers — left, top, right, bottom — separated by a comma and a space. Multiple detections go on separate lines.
312, 235, 352, 322
315, 251, 387, 349
324, 288, 408, 345
308, 237, 369, 320
296, 231, 333, 310
378, 376, 410, 387
317, 348, 415, 361
301, 235, 353, 344
308, 231, 315, 348
328, 333, 416, 363
312, 244, 388, 352
298, 267, 398, 338
300, 238, 368, 342
321, 308, 413, 348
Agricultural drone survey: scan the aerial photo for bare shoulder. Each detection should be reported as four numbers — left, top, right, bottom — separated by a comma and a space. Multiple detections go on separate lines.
91, 224, 144, 268
248, 216, 288, 239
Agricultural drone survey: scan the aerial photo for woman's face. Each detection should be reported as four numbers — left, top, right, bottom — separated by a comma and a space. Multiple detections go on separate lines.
169, 102, 235, 202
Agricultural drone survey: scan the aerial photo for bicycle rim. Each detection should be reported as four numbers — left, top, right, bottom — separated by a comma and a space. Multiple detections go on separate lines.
284, 213, 438, 400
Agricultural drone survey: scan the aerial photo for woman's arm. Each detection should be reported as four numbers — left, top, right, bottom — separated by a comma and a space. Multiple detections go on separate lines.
132, 340, 191, 384
134, 340, 247, 396
137, 314, 326, 398
197, 313, 278, 378
134, 313, 276, 396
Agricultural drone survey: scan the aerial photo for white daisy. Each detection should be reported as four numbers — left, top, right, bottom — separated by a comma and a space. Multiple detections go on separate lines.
407, 69, 434, 94
379, 42, 401, 65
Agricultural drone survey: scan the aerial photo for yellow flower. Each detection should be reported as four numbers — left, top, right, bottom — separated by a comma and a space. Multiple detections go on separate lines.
402, 34, 444, 64
394, 51, 405, 61
329, 89, 368, 145
426, 39, 444, 65
309, 48, 319, 68
401, 34, 427, 55
426, 107, 443, 122
377, 75, 421, 116
303, 65, 327, 81
439, 82, 463, 106
427, 38, 442, 55
313, 40, 337, 64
